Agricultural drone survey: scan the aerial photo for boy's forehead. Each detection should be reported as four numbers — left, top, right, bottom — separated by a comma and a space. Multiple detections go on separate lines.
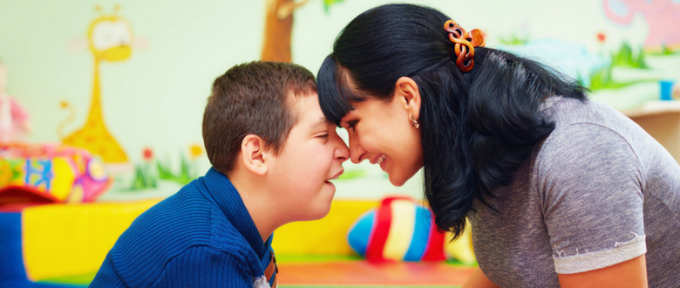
290, 92, 331, 127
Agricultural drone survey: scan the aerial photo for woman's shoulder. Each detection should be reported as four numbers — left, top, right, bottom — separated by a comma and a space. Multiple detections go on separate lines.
538, 97, 648, 160
540, 96, 630, 129
531, 104, 646, 195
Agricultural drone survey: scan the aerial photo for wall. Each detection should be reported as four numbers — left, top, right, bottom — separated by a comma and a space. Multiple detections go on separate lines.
1, 0, 678, 199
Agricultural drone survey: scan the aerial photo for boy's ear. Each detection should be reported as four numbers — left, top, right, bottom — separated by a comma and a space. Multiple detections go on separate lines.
240, 134, 269, 176
395, 76, 421, 120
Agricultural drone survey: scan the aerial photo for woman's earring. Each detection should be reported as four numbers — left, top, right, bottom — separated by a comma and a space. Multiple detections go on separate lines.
410, 114, 420, 129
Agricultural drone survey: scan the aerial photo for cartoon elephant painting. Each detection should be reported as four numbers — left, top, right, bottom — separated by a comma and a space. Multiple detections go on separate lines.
603, 0, 680, 50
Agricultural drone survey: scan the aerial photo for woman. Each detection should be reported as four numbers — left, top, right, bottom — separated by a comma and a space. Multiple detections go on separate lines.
317, 4, 680, 288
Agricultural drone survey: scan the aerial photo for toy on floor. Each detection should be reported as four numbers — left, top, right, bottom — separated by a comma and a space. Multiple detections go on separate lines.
0, 199, 159, 287
0, 59, 31, 144
348, 196, 476, 264
0, 143, 112, 206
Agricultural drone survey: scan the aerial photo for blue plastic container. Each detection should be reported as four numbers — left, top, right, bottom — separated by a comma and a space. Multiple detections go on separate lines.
660, 80, 675, 101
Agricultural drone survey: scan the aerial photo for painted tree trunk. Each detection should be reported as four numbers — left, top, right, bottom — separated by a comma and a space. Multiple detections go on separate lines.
262, 0, 294, 62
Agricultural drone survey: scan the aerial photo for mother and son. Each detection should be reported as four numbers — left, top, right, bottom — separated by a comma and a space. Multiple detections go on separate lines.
90, 4, 680, 288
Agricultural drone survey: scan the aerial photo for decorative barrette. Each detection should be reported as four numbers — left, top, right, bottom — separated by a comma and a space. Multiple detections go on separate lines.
444, 20, 485, 72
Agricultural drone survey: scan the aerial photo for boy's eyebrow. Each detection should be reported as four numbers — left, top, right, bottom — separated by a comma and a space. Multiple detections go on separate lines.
311, 117, 333, 129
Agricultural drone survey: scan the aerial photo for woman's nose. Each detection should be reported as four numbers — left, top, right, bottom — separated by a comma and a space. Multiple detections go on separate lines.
348, 134, 365, 164
334, 136, 350, 162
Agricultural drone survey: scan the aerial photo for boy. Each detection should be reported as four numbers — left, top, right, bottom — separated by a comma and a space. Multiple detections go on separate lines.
90, 62, 349, 288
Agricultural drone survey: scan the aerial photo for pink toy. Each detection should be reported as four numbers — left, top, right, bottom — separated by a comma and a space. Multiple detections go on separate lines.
0, 60, 31, 144
603, 0, 680, 50
0, 143, 112, 207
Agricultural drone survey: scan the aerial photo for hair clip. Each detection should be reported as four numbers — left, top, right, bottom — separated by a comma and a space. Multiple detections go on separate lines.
444, 20, 485, 72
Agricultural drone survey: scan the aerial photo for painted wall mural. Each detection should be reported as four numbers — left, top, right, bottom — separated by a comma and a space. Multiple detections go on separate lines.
0, 0, 678, 200
261, 0, 344, 62
603, 0, 680, 51
491, 0, 680, 115
59, 6, 135, 167
0, 61, 31, 145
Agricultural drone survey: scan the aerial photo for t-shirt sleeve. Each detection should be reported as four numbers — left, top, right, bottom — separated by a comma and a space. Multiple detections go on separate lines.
537, 123, 646, 274
152, 246, 252, 288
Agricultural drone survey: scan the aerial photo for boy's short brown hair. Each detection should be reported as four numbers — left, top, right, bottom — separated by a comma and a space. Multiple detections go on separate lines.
203, 61, 317, 174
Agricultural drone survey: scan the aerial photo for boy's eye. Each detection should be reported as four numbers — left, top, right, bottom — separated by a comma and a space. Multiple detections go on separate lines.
318, 134, 329, 138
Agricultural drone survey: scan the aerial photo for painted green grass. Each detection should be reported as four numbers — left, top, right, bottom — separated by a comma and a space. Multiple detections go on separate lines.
157, 153, 199, 186
611, 42, 648, 69
129, 162, 157, 190
643, 43, 679, 56
577, 42, 659, 92
584, 65, 656, 91
497, 34, 529, 46
323, 0, 345, 13
577, 69, 654, 92
338, 169, 368, 180
126, 152, 200, 191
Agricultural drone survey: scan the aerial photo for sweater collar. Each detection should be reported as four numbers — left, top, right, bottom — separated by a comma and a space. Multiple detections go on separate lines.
198, 167, 270, 258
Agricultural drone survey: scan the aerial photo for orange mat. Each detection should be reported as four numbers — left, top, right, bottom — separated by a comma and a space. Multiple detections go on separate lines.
278, 261, 475, 286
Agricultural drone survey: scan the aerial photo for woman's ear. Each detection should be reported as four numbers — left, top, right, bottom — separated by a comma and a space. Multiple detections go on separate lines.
240, 134, 269, 176
395, 76, 421, 120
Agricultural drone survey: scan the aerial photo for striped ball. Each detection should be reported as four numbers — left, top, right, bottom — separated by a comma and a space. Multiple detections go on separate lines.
347, 196, 475, 263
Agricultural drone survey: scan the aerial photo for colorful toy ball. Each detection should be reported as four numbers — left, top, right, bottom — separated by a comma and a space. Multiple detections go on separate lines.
347, 196, 475, 264
0, 143, 112, 206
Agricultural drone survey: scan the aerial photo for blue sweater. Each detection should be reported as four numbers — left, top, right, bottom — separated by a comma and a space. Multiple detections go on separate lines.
90, 168, 276, 288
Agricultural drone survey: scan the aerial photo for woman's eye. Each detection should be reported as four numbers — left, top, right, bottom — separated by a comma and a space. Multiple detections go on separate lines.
347, 121, 357, 131
317, 133, 329, 138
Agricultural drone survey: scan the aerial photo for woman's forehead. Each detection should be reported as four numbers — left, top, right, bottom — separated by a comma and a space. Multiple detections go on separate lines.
339, 110, 356, 120
339, 98, 382, 121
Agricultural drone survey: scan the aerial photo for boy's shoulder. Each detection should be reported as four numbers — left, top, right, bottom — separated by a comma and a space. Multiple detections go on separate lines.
103, 180, 255, 287
127, 179, 250, 246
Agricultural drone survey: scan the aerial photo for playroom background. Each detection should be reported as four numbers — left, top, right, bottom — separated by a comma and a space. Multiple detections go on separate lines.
1, 0, 679, 287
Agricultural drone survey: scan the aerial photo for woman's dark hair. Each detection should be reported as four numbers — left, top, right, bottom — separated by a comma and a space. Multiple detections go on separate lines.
318, 4, 587, 238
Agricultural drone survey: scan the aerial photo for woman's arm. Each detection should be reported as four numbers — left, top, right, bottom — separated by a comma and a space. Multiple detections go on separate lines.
463, 267, 500, 288
464, 255, 647, 288
558, 255, 648, 288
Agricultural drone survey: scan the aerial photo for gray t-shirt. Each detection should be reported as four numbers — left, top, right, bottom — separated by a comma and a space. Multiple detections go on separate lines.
468, 97, 680, 287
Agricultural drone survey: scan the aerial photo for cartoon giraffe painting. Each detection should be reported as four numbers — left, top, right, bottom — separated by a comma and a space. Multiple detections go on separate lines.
61, 6, 133, 166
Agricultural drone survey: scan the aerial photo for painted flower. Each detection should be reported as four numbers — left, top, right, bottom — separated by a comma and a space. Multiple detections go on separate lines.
189, 144, 204, 160
142, 147, 153, 161
597, 32, 606, 43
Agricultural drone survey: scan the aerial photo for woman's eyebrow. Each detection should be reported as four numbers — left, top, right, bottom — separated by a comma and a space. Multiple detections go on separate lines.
338, 118, 350, 127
